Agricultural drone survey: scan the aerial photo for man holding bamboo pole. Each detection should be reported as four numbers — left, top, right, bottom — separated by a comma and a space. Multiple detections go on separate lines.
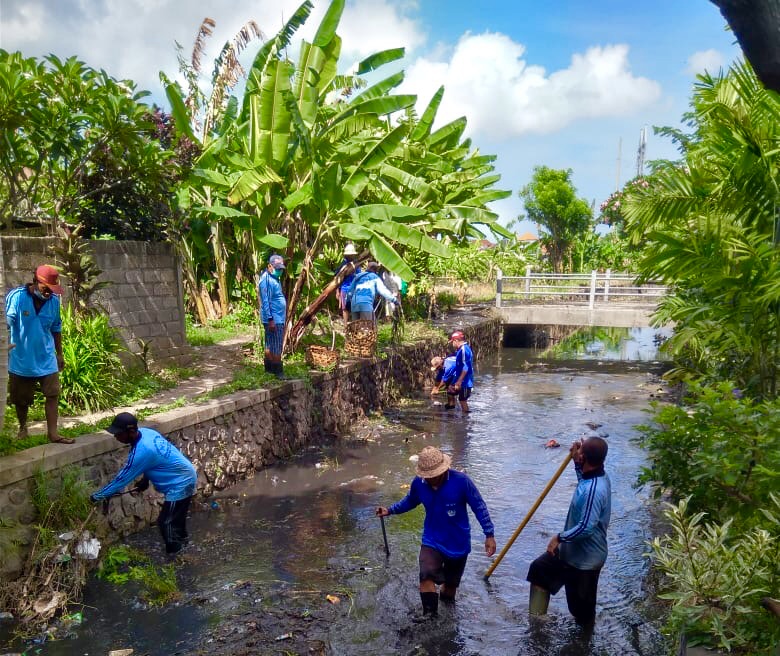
526, 436, 611, 627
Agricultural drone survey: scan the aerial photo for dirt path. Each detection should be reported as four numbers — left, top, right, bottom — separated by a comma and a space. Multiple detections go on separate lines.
27, 334, 255, 434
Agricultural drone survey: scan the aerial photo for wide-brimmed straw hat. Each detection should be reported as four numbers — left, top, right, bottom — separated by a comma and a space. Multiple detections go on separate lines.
416, 446, 451, 479
430, 356, 443, 372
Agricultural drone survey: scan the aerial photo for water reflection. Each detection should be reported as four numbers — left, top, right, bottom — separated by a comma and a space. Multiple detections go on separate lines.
542, 326, 671, 362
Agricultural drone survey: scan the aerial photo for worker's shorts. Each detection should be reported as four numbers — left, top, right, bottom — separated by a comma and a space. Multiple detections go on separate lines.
448, 385, 472, 402
263, 322, 284, 356
419, 545, 468, 588
526, 551, 602, 625
9, 372, 60, 406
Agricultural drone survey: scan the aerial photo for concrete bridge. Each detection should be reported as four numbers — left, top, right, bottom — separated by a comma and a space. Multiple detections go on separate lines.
495, 269, 668, 328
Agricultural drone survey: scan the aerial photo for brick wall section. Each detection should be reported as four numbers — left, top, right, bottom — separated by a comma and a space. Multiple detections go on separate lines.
0, 318, 501, 580
0, 237, 186, 362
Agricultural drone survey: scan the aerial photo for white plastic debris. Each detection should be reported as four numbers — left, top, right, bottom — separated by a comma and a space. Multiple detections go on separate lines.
75, 537, 101, 560
58, 531, 75, 541
409, 455, 419, 462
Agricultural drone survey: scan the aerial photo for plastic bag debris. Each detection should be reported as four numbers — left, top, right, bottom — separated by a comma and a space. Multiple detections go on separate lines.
75, 536, 101, 560
274, 633, 293, 641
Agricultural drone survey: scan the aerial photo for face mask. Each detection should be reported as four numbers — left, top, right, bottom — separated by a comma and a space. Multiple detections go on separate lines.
272, 268, 284, 279
33, 289, 48, 300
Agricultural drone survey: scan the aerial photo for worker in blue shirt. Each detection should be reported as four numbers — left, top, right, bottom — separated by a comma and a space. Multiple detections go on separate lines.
91, 412, 197, 555
429, 354, 457, 409
5, 264, 73, 444
258, 254, 287, 378
526, 436, 611, 626
335, 243, 360, 326
448, 330, 474, 413
345, 262, 399, 322
376, 446, 496, 619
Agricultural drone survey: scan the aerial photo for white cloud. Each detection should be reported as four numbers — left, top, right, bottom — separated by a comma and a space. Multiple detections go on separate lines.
0, 0, 425, 101
686, 48, 725, 76
400, 32, 662, 139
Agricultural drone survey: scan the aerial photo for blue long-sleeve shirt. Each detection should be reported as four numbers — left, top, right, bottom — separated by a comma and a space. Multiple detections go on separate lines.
558, 463, 611, 570
6, 286, 61, 377
336, 259, 360, 296
258, 271, 286, 324
388, 470, 494, 558
435, 355, 457, 384
346, 272, 397, 313
93, 428, 197, 502
452, 343, 474, 389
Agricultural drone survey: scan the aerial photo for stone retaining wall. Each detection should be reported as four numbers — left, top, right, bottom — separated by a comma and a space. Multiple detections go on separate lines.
0, 237, 186, 362
0, 317, 501, 580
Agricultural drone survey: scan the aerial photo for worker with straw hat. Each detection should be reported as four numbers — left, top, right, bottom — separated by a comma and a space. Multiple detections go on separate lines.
376, 446, 496, 620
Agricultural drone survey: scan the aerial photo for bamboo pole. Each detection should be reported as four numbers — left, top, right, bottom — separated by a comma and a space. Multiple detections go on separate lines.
484, 451, 573, 581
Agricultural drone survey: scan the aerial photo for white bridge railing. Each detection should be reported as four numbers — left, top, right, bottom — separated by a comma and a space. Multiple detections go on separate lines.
495, 268, 667, 309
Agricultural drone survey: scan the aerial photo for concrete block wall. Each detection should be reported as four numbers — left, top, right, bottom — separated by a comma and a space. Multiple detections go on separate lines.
0, 237, 186, 363
0, 317, 501, 580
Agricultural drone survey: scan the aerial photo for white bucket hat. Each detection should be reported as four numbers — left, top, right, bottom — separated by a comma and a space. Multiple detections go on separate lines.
343, 243, 358, 256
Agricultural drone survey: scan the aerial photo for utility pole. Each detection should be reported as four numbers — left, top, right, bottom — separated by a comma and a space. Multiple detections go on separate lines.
636, 126, 647, 178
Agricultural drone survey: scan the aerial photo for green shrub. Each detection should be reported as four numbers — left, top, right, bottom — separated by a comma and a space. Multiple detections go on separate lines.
636, 381, 780, 523
59, 305, 125, 413
649, 497, 780, 653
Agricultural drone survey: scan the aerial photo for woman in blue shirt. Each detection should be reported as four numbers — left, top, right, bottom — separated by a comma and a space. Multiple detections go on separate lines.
376, 446, 496, 619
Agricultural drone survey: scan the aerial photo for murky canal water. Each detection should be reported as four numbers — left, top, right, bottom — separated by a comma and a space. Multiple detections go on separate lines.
19, 329, 670, 656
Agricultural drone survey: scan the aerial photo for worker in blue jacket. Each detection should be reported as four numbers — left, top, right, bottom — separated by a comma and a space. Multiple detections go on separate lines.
448, 330, 474, 413
345, 262, 399, 322
376, 446, 496, 619
258, 253, 287, 378
91, 413, 197, 555
526, 436, 611, 626
429, 354, 457, 409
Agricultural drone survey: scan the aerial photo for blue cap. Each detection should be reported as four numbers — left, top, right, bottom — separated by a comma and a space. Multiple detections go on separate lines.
269, 254, 285, 269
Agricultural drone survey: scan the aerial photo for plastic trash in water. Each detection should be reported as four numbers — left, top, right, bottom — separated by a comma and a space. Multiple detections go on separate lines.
275, 633, 293, 641
58, 531, 75, 541
61, 612, 83, 627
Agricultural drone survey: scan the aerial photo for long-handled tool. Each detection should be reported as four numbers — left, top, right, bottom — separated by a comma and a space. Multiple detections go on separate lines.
380, 515, 390, 557
484, 451, 573, 581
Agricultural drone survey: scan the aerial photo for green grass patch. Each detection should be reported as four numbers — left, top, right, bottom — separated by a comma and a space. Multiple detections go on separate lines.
98, 544, 180, 606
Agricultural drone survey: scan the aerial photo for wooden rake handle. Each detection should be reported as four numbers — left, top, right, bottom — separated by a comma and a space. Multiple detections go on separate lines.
484, 451, 573, 581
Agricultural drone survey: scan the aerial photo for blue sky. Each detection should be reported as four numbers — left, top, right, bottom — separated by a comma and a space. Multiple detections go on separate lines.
1, 0, 740, 233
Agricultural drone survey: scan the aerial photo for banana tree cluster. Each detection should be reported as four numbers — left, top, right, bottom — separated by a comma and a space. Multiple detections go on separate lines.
163, 0, 510, 349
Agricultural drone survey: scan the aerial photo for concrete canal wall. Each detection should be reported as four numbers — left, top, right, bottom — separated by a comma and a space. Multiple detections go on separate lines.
0, 237, 187, 363
0, 317, 501, 581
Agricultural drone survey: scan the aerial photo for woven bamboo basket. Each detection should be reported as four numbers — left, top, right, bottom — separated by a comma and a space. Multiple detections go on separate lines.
344, 319, 377, 358
306, 344, 340, 368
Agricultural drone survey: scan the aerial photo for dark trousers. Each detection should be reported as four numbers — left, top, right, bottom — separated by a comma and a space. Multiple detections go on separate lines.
157, 496, 192, 554
527, 551, 602, 625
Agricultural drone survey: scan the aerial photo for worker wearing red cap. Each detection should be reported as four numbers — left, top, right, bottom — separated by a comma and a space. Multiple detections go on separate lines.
5, 265, 73, 444
448, 330, 474, 413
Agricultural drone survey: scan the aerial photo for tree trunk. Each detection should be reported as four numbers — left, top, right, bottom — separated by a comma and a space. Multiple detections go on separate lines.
285, 251, 370, 352
211, 221, 229, 319
710, 0, 780, 93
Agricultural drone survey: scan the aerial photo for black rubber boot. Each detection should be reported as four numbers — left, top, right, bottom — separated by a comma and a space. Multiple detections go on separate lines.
263, 357, 273, 374
272, 361, 286, 379
420, 592, 439, 617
